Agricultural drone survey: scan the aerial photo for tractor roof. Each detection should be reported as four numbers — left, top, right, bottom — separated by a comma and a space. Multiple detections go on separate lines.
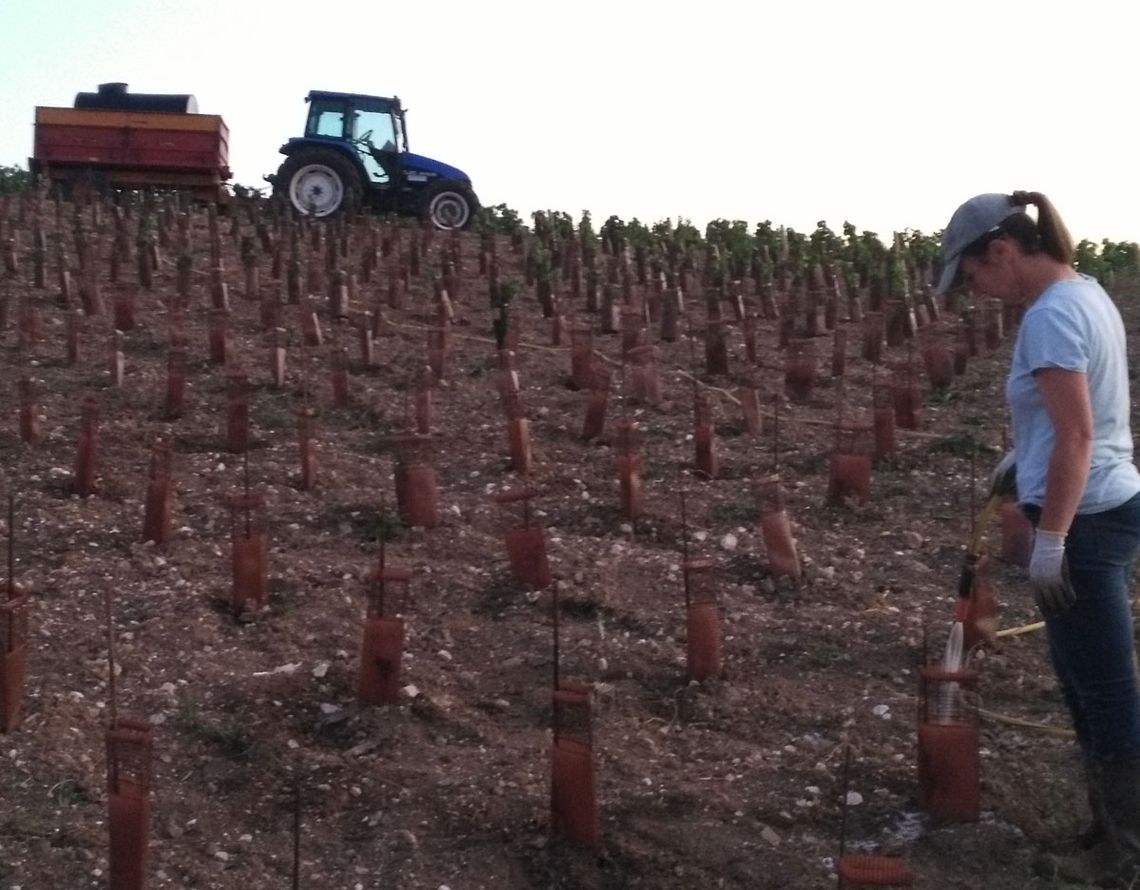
305, 91, 402, 111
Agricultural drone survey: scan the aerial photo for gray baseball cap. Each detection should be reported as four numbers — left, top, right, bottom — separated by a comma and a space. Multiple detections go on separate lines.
936, 193, 1025, 294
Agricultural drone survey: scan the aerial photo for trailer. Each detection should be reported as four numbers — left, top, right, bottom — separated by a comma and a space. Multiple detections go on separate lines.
30, 83, 231, 201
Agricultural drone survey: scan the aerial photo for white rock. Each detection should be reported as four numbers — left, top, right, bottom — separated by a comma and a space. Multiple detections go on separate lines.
720, 533, 738, 551
871, 704, 890, 718
846, 791, 864, 806
254, 662, 302, 678
312, 662, 330, 679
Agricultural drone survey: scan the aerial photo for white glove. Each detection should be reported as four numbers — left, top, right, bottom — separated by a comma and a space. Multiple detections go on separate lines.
989, 450, 1017, 499
1028, 529, 1075, 615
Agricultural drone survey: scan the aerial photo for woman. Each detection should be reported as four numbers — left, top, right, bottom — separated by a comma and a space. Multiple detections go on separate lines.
938, 191, 1140, 886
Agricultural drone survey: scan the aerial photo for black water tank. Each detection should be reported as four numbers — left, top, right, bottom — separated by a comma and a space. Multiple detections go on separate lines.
73, 83, 199, 114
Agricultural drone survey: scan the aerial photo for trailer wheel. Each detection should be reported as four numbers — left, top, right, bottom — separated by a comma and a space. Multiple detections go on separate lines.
276, 149, 361, 218
422, 181, 477, 231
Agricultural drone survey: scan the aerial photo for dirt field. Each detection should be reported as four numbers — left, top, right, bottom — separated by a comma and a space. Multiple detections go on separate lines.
0, 195, 1127, 889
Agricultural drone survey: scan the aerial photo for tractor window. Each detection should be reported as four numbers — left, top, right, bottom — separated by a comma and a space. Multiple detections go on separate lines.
307, 102, 346, 139
351, 108, 398, 186
352, 109, 397, 153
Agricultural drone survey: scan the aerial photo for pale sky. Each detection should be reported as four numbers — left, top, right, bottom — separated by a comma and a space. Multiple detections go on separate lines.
3, 0, 1139, 244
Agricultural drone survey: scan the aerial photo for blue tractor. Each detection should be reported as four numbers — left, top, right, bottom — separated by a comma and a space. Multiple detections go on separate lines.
269, 91, 479, 229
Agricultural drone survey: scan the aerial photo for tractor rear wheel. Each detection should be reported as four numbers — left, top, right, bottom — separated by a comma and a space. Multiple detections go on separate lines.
421, 181, 477, 231
275, 149, 361, 218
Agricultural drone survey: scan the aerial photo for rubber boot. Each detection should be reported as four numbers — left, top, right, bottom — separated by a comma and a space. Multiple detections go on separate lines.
1075, 754, 1109, 852
1093, 758, 1140, 885
1038, 758, 1140, 888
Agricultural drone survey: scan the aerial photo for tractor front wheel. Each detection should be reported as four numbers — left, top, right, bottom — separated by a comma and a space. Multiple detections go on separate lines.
422, 181, 477, 231
275, 150, 361, 218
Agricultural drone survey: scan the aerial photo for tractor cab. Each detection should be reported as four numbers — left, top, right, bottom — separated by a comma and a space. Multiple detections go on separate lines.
305, 92, 406, 186
271, 90, 479, 228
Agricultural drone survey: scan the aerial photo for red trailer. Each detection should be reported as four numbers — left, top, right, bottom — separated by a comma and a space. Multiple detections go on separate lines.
31, 83, 231, 201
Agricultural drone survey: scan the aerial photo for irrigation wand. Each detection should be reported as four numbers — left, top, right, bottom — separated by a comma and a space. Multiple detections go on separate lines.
772, 395, 781, 477
292, 780, 302, 890
683, 312, 700, 404
832, 377, 846, 452
242, 450, 252, 539
552, 566, 561, 701
680, 490, 691, 611
4, 494, 18, 669
995, 620, 1044, 638
955, 450, 1001, 608
104, 583, 118, 728
374, 491, 388, 617
6, 493, 14, 603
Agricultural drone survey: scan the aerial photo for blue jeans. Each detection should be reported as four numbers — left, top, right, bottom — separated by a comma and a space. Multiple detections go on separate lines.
1025, 492, 1140, 762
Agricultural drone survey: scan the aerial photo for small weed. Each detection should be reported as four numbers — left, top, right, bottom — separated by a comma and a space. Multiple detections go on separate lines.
927, 386, 958, 406
641, 457, 668, 482
175, 694, 253, 757
322, 503, 402, 542
96, 475, 132, 503
798, 641, 850, 669
785, 449, 828, 475
468, 355, 497, 378
49, 779, 92, 807
710, 500, 760, 525
559, 599, 652, 637
717, 417, 746, 438
929, 431, 986, 457
175, 430, 222, 454
472, 576, 521, 619
251, 397, 296, 433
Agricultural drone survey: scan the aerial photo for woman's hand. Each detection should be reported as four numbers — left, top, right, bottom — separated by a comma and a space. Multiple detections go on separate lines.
1029, 529, 1076, 614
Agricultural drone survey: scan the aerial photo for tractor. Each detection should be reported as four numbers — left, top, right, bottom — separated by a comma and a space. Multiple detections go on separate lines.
268, 91, 479, 229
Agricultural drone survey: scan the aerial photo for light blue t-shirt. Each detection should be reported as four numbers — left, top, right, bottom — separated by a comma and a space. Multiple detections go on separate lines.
1006, 274, 1140, 514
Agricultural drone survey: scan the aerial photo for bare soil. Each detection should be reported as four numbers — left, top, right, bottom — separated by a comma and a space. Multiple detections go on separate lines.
0, 196, 1128, 890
